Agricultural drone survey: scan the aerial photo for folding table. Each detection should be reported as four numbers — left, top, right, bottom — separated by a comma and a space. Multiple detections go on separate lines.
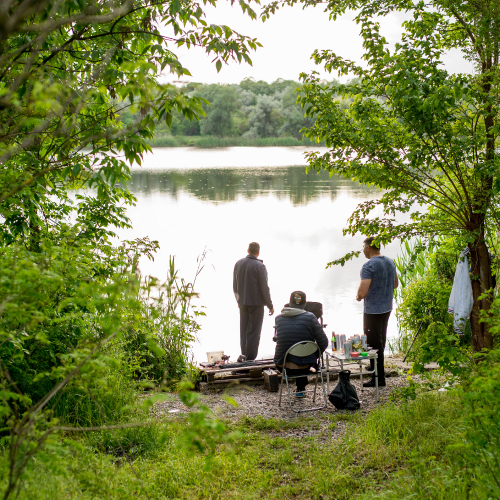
324, 350, 379, 402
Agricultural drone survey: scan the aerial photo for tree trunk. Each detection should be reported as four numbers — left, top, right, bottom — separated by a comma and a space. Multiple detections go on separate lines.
469, 229, 493, 351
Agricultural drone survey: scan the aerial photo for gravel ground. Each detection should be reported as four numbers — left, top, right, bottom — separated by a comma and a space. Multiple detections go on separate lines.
153, 374, 414, 441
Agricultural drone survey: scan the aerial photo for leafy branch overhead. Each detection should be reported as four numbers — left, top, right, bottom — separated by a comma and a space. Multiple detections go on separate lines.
265, 0, 500, 351
0, 1, 261, 498
0, 0, 261, 209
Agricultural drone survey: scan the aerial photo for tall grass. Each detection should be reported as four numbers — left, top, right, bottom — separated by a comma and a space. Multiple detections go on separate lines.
394, 238, 430, 301
146, 134, 323, 148
8, 390, 497, 500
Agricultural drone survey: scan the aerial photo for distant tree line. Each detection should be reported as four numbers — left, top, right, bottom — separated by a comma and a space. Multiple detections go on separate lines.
120, 77, 351, 140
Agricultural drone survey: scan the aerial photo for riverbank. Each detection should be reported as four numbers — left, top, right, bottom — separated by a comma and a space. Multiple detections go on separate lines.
146, 134, 323, 148
10, 375, 476, 500
155, 369, 411, 425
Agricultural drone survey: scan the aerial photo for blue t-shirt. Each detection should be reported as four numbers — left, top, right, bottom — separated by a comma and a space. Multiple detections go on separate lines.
360, 256, 396, 314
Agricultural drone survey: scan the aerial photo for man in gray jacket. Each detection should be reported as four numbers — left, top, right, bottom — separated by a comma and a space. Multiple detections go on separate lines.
233, 242, 274, 361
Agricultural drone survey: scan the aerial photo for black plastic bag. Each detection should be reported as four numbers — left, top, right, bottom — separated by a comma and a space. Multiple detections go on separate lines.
328, 370, 360, 410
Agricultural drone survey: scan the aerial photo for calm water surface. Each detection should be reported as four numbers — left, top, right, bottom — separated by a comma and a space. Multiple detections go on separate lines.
117, 147, 402, 362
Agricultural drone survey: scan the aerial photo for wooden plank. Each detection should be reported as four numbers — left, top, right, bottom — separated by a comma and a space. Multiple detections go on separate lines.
199, 367, 342, 392
201, 362, 276, 375
199, 377, 266, 392
263, 369, 279, 392
249, 368, 263, 378
212, 372, 257, 381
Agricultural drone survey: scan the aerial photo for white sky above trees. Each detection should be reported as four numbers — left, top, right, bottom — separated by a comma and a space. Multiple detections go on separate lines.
162, 2, 473, 85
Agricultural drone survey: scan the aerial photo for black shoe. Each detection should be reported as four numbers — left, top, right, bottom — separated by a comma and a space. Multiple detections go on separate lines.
363, 379, 386, 388
237, 355, 247, 363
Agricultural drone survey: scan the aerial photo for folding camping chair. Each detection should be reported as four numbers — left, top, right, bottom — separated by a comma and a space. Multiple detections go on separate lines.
273, 301, 327, 341
278, 341, 328, 413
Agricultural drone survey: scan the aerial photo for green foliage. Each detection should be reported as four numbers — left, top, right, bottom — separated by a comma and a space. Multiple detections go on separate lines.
137, 78, 338, 143
0, 233, 198, 401
381, 353, 500, 499
4, 386, 499, 500
235, 414, 317, 432
264, 0, 500, 350
0, 1, 264, 496
147, 134, 320, 147
394, 238, 431, 297
394, 239, 471, 374
54, 368, 138, 428
0, 231, 205, 498
198, 85, 241, 137
459, 349, 500, 492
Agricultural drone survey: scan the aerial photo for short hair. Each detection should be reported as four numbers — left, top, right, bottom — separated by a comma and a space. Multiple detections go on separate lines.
248, 242, 260, 254
363, 236, 380, 250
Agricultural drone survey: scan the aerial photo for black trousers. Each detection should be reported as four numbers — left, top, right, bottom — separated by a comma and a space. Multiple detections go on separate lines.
363, 311, 391, 384
276, 366, 313, 391
239, 305, 264, 361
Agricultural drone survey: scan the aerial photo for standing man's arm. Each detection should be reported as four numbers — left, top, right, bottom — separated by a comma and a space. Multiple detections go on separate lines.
394, 274, 399, 289
258, 265, 274, 315
233, 263, 239, 303
357, 259, 373, 302
356, 279, 371, 302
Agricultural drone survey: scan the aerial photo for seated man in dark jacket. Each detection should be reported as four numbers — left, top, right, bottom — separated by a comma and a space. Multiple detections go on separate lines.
274, 291, 328, 397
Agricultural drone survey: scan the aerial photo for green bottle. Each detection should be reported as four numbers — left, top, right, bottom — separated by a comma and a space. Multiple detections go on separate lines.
332, 331, 337, 351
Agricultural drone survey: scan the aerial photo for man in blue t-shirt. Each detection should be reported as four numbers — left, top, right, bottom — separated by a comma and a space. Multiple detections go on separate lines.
356, 236, 399, 387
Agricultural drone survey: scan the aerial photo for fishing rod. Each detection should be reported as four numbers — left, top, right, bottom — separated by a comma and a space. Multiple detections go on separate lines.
403, 309, 429, 363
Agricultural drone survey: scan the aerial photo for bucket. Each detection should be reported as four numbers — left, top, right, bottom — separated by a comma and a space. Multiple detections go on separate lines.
206, 351, 224, 363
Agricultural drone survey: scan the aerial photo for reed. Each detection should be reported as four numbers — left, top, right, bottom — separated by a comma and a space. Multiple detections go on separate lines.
146, 134, 322, 148
394, 238, 430, 297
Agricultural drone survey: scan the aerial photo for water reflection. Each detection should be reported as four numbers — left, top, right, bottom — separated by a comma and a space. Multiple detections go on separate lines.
129, 166, 374, 205
118, 150, 400, 363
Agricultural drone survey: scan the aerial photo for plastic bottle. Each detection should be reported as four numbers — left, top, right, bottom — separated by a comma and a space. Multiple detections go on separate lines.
344, 341, 352, 357
332, 331, 337, 351
361, 334, 367, 349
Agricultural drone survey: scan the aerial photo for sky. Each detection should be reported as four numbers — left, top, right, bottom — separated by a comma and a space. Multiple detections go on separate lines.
161, 2, 474, 86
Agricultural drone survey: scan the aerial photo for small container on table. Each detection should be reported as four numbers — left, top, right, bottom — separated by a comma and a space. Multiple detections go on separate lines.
324, 350, 379, 402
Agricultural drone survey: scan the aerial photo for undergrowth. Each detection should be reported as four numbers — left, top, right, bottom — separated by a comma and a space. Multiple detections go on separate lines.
3, 386, 498, 499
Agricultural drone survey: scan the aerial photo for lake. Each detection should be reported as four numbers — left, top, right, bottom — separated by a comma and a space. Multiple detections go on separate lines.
117, 146, 402, 363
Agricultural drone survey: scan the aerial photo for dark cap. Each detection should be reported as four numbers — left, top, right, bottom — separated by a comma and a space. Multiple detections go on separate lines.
289, 290, 306, 309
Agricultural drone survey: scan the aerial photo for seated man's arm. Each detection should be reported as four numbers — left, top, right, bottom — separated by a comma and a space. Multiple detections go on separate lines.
356, 279, 371, 302
311, 316, 328, 353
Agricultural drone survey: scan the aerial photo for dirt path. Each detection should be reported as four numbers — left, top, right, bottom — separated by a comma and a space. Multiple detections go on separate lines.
153, 372, 415, 441
153, 355, 439, 442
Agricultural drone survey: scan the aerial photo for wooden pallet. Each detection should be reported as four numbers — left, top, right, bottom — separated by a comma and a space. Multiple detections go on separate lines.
199, 362, 343, 393
200, 362, 276, 383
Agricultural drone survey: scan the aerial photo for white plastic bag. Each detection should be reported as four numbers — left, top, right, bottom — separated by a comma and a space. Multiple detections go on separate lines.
448, 249, 474, 333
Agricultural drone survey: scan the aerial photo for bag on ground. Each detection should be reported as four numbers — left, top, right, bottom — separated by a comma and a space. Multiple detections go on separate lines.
328, 370, 360, 410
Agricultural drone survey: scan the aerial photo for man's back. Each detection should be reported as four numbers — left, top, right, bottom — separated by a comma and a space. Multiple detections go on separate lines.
361, 255, 396, 314
233, 255, 273, 309
274, 309, 328, 366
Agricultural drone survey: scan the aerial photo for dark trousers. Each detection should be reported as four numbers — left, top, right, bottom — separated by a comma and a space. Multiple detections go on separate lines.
363, 311, 391, 384
276, 366, 313, 391
239, 305, 264, 361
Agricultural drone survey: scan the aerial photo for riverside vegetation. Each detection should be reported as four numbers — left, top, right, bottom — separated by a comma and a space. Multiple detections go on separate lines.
1, 0, 500, 499
119, 77, 334, 148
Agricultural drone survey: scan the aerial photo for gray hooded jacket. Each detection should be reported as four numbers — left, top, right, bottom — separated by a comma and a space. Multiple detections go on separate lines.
273, 307, 328, 366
